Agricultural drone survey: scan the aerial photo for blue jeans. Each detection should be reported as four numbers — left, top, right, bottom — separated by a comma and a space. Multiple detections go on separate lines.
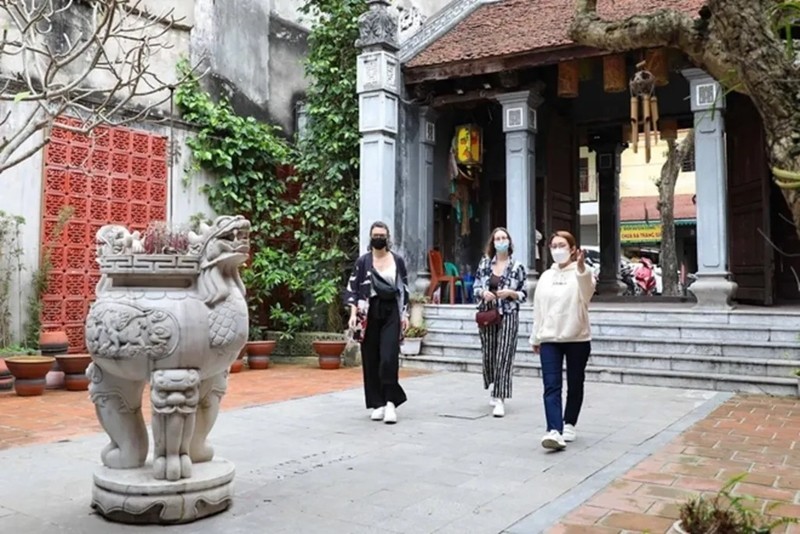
540, 342, 591, 433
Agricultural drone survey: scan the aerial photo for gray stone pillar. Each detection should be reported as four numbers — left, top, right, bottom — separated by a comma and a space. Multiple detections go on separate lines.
496, 90, 542, 295
683, 68, 737, 308
356, 0, 400, 252
413, 107, 436, 295
591, 141, 625, 296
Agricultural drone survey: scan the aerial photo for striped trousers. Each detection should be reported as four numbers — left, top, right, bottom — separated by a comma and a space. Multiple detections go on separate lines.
479, 310, 519, 399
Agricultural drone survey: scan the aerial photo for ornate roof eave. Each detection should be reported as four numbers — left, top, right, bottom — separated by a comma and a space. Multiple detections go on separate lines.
398, 0, 495, 64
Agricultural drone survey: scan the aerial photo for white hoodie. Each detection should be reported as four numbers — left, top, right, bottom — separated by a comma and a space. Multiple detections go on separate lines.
530, 262, 595, 345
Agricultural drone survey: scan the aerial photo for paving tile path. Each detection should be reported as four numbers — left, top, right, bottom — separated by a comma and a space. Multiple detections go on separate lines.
0, 362, 428, 450
549, 395, 800, 534
0, 371, 734, 534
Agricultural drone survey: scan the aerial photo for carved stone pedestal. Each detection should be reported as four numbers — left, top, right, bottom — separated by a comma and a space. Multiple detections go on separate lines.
92, 458, 235, 524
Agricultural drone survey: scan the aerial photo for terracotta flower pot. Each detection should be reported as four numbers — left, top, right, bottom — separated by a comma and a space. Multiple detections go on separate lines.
55, 354, 92, 391
39, 330, 69, 390
312, 340, 346, 370
0, 358, 12, 391
5, 355, 57, 396
230, 347, 246, 374
246, 340, 276, 370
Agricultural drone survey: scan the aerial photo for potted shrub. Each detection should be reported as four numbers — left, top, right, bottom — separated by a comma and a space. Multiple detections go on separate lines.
246, 326, 276, 370
230, 346, 246, 373
5, 353, 56, 396
672, 473, 797, 533
408, 293, 429, 328
400, 324, 427, 356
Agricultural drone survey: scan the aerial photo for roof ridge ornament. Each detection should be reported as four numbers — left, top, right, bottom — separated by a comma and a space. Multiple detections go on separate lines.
357, 0, 399, 52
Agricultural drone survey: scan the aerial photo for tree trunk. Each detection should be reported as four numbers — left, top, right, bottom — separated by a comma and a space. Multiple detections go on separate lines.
657, 130, 694, 297
570, 0, 800, 238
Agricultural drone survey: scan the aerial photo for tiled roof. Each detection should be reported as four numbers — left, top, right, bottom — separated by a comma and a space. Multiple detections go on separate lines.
406, 0, 706, 69
620, 194, 696, 223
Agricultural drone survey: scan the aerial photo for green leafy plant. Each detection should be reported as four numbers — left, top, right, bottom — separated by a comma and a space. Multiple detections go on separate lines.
404, 325, 428, 339
0, 344, 36, 356
286, 0, 368, 334
678, 473, 797, 533
174, 60, 296, 334
794, 369, 800, 377
0, 211, 24, 348
25, 205, 73, 348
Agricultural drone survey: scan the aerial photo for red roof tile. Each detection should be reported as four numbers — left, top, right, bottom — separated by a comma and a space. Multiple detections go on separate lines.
406, 0, 706, 69
620, 194, 696, 222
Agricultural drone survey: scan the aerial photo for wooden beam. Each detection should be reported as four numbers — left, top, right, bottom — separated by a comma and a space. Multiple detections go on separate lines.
404, 45, 606, 85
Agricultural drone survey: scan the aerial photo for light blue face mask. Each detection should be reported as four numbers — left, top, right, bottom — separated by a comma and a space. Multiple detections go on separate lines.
494, 241, 509, 252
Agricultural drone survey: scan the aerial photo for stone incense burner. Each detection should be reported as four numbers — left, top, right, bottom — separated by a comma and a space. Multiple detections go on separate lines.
84, 215, 250, 524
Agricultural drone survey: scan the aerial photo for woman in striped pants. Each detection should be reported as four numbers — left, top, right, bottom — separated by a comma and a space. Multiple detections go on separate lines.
473, 227, 528, 417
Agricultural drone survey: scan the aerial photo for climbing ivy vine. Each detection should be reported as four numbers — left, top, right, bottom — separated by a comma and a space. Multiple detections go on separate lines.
286, 0, 367, 332
174, 60, 297, 332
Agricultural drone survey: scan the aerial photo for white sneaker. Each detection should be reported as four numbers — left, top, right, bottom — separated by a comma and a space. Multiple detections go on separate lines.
383, 402, 397, 424
492, 399, 505, 417
541, 430, 566, 450
370, 407, 385, 421
563, 424, 576, 442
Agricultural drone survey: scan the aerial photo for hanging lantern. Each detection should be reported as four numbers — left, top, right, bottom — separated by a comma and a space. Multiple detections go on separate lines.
558, 61, 579, 98
455, 124, 482, 165
645, 49, 669, 86
603, 54, 627, 93
660, 119, 678, 140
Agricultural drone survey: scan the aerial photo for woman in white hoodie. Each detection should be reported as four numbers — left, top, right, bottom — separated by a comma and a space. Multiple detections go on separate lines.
530, 231, 595, 451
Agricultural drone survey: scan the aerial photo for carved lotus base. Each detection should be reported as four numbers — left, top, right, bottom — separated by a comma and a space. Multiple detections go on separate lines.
91, 458, 235, 524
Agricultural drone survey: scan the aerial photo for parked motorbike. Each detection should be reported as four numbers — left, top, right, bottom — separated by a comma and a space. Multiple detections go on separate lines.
634, 257, 657, 296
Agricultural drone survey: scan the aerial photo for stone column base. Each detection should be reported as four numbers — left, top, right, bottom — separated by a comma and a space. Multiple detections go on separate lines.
597, 277, 625, 296
689, 274, 738, 310
413, 270, 431, 296
526, 271, 539, 300
91, 458, 234, 524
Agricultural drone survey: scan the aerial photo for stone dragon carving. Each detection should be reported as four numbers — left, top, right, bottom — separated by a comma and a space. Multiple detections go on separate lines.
85, 215, 251, 482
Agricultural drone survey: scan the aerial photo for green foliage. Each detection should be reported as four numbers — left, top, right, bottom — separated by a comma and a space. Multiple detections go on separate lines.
679, 473, 797, 533
288, 0, 368, 332
0, 344, 36, 356
404, 325, 428, 338
25, 206, 73, 347
174, 60, 297, 333
0, 211, 25, 348
771, 1, 800, 58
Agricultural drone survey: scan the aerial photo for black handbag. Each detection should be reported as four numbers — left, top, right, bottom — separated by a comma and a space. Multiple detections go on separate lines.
370, 269, 398, 300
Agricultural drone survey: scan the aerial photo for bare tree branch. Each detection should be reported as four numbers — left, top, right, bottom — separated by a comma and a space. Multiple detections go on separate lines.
0, 0, 202, 174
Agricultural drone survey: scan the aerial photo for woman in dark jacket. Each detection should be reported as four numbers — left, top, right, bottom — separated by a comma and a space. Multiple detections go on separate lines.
344, 221, 409, 424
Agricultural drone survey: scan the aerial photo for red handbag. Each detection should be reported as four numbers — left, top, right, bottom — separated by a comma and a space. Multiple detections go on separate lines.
475, 307, 502, 327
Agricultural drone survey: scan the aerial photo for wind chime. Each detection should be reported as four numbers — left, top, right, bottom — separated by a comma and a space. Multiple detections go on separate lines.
449, 124, 482, 236
629, 60, 659, 163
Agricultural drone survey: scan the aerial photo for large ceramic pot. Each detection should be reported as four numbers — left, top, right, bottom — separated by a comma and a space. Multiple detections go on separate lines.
0, 358, 12, 391
40, 330, 69, 389
246, 340, 276, 370
312, 340, 346, 370
55, 354, 92, 391
5, 355, 56, 396
230, 347, 246, 374
83, 216, 251, 524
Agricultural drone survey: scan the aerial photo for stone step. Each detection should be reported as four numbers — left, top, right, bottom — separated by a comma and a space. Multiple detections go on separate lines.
423, 304, 800, 328
419, 340, 800, 377
424, 318, 800, 344
401, 355, 799, 396
423, 329, 800, 360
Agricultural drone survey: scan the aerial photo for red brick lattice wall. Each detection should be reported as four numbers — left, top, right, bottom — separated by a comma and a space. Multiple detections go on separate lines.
40, 118, 168, 352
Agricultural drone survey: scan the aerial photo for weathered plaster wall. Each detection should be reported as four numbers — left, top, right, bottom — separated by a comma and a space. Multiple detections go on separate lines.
193, 0, 309, 136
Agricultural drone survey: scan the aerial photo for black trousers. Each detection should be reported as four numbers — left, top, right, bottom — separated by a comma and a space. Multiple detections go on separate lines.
362, 298, 407, 409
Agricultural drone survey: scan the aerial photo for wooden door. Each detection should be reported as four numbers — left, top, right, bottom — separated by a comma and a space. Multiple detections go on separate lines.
545, 111, 579, 241
726, 93, 773, 304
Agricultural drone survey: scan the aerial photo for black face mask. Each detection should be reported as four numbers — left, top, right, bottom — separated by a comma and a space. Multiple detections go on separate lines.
370, 236, 388, 250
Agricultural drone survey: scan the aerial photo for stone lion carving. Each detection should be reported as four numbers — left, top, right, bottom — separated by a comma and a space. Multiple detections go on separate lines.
85, 215, 250, 482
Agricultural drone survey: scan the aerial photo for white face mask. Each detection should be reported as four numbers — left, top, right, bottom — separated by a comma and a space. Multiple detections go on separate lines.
550, 247, 571, 264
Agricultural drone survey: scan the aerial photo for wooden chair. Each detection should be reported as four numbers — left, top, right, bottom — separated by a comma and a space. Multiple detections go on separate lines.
427, 250, 462, 304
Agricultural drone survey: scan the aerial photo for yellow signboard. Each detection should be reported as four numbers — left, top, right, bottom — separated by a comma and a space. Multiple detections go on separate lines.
620, 223, 662, 244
